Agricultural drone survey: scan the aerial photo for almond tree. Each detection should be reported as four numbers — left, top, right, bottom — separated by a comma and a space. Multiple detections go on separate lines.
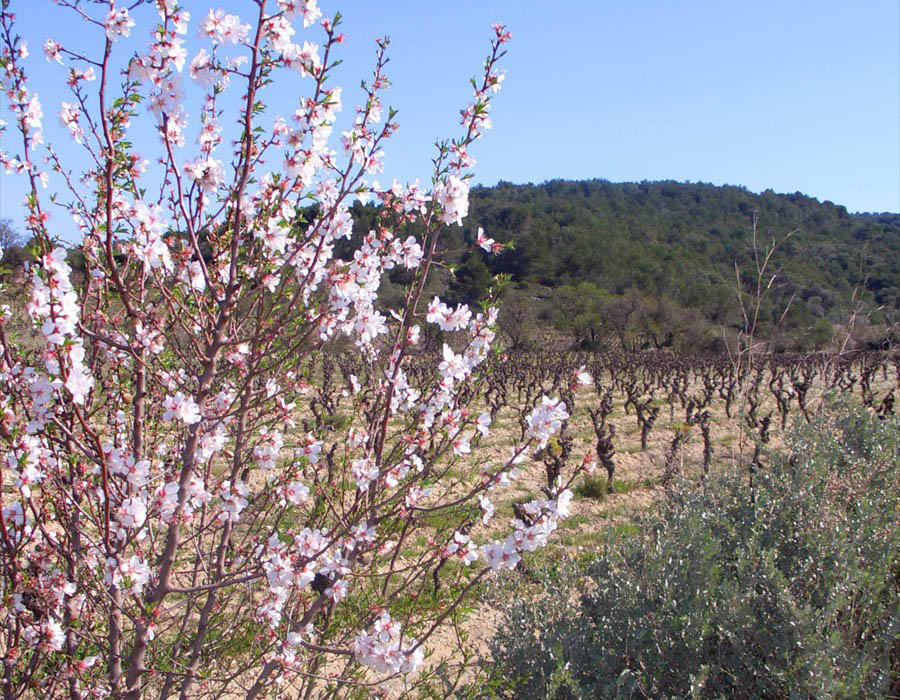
0, 2, 593, 698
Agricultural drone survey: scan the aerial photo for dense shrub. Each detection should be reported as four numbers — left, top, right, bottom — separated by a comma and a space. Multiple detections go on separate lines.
486, 400, 900, 699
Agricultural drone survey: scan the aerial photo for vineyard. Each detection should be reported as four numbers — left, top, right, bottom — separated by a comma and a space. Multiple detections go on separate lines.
300, 346, 899, 534
302, 348, 899, 503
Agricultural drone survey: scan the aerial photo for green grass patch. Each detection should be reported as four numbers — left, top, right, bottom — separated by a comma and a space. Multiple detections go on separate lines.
575, 475, 656, 500
557, 513, 590, 530
574, 474, 611, 500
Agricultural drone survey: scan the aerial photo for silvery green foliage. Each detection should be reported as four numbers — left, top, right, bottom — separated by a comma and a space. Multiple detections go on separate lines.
487, 399, 899, 699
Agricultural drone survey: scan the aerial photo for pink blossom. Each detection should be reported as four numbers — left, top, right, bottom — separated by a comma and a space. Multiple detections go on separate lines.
404, 486, 430, 509
438, 344, 468, 382
476, 227, 495, 252
574, 365, 592, 386
200, 9, 250, 45
353, 613, 424, 674
295, 433, 323, 463
118, 496, 147, 530
189, 48, 217, 87
185, 156, 224, 194
277, 0, 322, 28
105, 8, 135, 41
42, 619, 65, 651
478, 493, 494, 525
162, 392, 201, 424
252, 428, 283, 472
526, 395, 570, 447
24, 94, 43, 131
106, 555, 151, 595
481, 537, 520, 571
351, 457, 379, 492
64, 364, 93, 404
452, 433, 471, 456
284, 481, 310, 505
433, 174, 470, 226
43, 38, 62, 64
58, 102, 84, 144
218, 480, 249, 523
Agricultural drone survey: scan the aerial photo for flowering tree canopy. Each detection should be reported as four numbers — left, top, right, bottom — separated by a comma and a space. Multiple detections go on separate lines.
0, 2, 590, 698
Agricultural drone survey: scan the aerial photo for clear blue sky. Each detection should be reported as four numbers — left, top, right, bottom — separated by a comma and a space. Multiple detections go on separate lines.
2, 0, 898, 242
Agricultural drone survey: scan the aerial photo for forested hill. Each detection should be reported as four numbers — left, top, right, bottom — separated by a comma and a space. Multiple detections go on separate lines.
440, 180, 898, 351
